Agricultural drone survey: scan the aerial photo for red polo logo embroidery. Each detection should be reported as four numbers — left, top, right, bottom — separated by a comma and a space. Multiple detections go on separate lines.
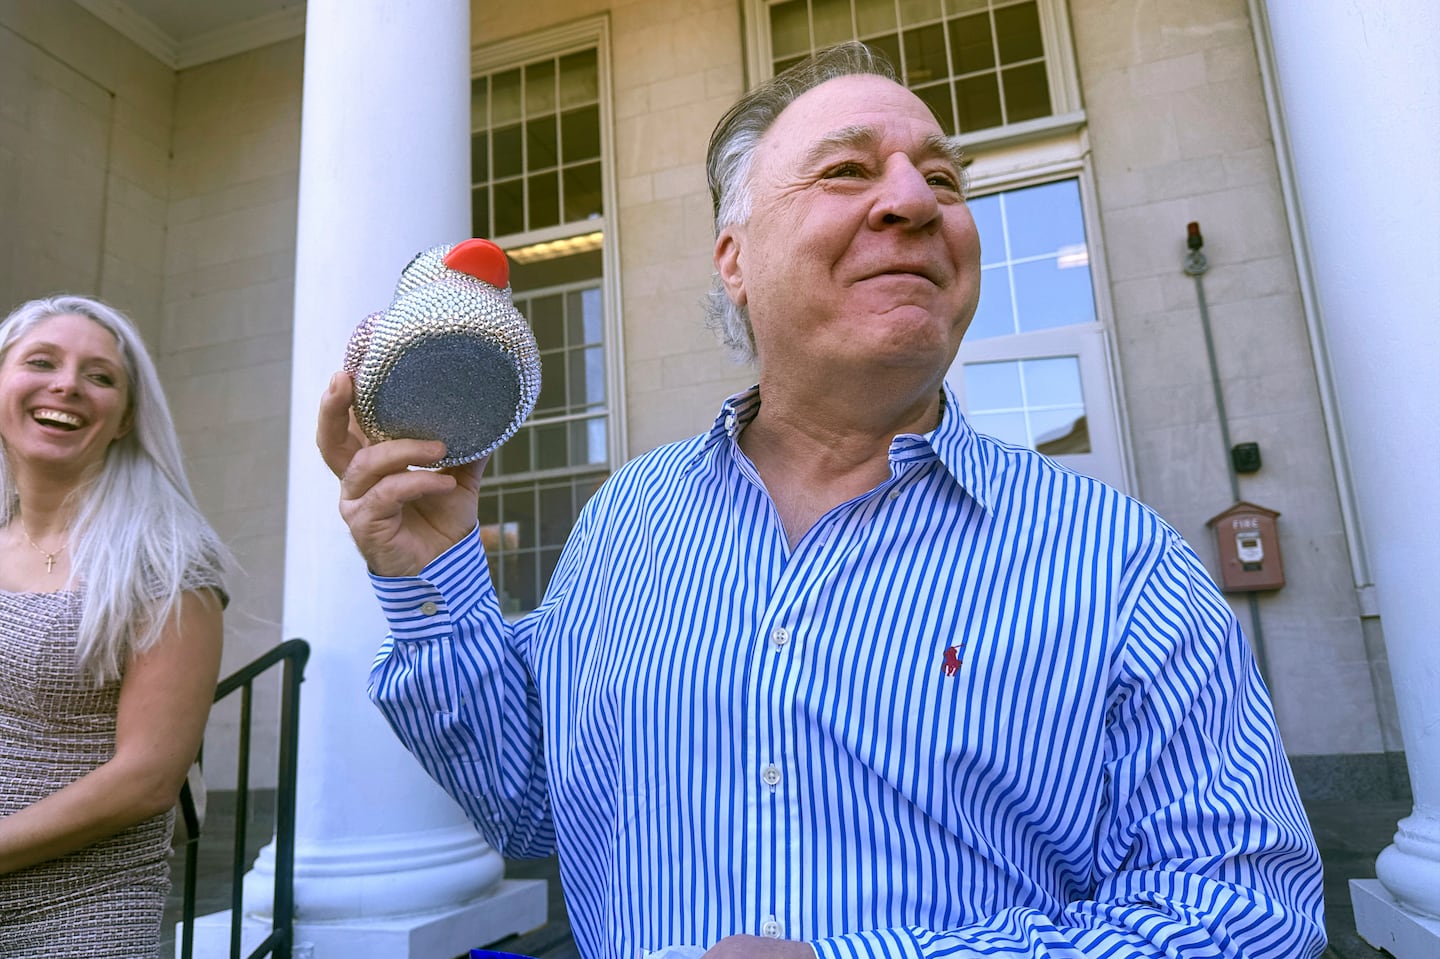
942, 644, 964, 676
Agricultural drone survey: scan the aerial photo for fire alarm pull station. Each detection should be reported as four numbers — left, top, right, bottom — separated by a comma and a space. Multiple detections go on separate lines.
1206, 502, 1285, 592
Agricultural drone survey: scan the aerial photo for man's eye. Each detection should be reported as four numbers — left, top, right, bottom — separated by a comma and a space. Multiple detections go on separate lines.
927, 172, 962, 191
823, 162, 866, 178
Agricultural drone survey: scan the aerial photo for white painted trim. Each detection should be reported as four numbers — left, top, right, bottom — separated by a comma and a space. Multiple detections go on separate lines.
472, 16, 608, 73
175, 6, 307, 70
73, 0, 179, 68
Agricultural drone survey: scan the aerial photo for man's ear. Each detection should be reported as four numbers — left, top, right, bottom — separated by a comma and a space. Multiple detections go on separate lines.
714, 226, 747, 308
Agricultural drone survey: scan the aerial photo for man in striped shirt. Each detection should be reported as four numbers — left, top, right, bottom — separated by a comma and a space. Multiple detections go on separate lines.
319, 41, 1325, 959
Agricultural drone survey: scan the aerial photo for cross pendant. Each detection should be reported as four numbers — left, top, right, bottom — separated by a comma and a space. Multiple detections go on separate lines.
45, 554, 54, 573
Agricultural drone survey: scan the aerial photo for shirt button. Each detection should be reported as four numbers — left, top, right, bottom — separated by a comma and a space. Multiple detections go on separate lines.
888, 487, 902, 500
770, 626, 790, 649
419, 601, 439, 616
761, 763, 781, 787
761, 917, 783, 939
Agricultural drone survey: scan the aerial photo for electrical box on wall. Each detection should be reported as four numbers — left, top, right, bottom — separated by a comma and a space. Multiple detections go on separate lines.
1206, 502, 1285, 592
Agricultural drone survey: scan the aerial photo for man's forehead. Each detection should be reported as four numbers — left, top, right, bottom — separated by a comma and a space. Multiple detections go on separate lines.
799, 124, 965, 169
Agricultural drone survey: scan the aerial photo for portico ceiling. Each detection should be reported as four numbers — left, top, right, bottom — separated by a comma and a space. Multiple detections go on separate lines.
74, 0, 306, 69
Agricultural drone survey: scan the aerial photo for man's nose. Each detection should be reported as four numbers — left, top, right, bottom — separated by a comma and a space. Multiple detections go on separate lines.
870, 157, 940, 231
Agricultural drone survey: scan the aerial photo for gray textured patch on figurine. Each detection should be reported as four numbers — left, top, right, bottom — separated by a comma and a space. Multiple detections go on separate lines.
343, 240, 541, 468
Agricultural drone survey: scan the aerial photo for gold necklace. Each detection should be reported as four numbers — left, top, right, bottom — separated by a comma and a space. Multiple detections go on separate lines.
18, 520, 67, 574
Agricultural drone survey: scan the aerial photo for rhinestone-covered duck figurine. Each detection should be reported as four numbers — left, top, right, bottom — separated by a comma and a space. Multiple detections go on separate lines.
344, 238, 541, 468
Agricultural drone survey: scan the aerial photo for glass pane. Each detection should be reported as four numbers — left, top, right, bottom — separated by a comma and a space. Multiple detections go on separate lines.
534, 355, 563, 414
477, 491, 498, 527
903, 23, 949, 86
968, 410, 1028, 446
558, 49, 598, 108
914, 82, 955, 135
497, 426, 532, 475
898, 0, 943, 24
527, 115, 558, 170
867, 34, 903, 74
492, 69, 522, 126
856, 0, 896, 36
1032, 408, 1089, 454
968, 265, 1014, 339
470, 75, 488, 129
539, 483, 573, 546
578, 345, 607, 406
569, 419, 602, 466
509, 426, 532, 475
529, 293, 564, 352
1003, 181, 1084, 258
539, 547, 564, 592
968, 193, 1003, 264
1012, 257, 1095, 332
471, 187, 490, 237
561, 105, 601, 164
501, 551, 538, 613
567, 288, 604, 344
770, 0, 812, 59
505, 487, 537, 548
493, 179, 524, 236
812, 0, 852, 47
529, 170, 560, 231
470, 132, 488, 184
994, 1, 1044, 63
955, 72, 1002, 132
949, 13, 995, 74
525, 60, 556, 115
563, 162, 604, 221
1022, 356, 1084, 407
536, 421, 568, 470
584, 416, 608, 465
949, 0, 989, 12
1001, 61, 1050, 123
492, 123, 523, 179
963, 360, 1023, 409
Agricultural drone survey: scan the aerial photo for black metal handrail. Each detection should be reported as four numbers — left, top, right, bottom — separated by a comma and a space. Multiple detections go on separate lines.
177, 638, 310, 959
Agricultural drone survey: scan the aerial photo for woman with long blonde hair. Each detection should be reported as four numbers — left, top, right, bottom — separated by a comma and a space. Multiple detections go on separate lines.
0, 294, 232, 957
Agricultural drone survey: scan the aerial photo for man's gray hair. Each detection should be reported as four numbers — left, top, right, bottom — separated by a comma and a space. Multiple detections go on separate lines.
703, 41, 899, 365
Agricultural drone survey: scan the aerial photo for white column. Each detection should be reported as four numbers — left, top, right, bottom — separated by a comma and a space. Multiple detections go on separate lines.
190, 1, 546, 956
1259, 2, 1440, 956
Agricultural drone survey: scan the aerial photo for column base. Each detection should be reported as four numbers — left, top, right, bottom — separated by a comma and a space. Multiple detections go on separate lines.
1352, 879, 1440, 959
180, 878, 547, 959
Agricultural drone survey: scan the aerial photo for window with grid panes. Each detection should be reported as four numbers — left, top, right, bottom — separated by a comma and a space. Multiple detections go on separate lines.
766, 0, 1055, 136
471, 41, 614, 614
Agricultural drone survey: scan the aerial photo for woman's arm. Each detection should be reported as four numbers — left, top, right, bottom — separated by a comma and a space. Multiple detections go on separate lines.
0, 589, 223, 874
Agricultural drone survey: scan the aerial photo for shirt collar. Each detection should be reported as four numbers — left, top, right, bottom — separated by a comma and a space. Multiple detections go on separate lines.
690, 381, 996, 513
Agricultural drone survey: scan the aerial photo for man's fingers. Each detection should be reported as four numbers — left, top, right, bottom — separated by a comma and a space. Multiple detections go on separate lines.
317, 371, 365, 478
339, 437, 450, 504
340, 467, 457, 523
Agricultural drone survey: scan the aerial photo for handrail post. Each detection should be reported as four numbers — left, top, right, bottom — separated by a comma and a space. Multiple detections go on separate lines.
175, 638, 310, 959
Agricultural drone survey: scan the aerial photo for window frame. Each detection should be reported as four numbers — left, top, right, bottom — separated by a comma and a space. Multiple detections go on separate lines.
471, 17, 627, 494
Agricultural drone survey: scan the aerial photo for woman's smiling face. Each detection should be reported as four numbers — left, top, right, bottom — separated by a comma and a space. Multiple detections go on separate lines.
0, 312, 132, 483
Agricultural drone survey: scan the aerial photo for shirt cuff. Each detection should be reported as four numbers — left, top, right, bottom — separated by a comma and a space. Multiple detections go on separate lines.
369, 525, 494, 642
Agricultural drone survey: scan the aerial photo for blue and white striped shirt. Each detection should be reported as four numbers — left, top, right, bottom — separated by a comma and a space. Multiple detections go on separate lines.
369, 384, 1325, 959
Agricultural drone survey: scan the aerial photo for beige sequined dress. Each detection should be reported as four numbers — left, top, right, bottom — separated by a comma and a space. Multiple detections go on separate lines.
0, 588, 172, 958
